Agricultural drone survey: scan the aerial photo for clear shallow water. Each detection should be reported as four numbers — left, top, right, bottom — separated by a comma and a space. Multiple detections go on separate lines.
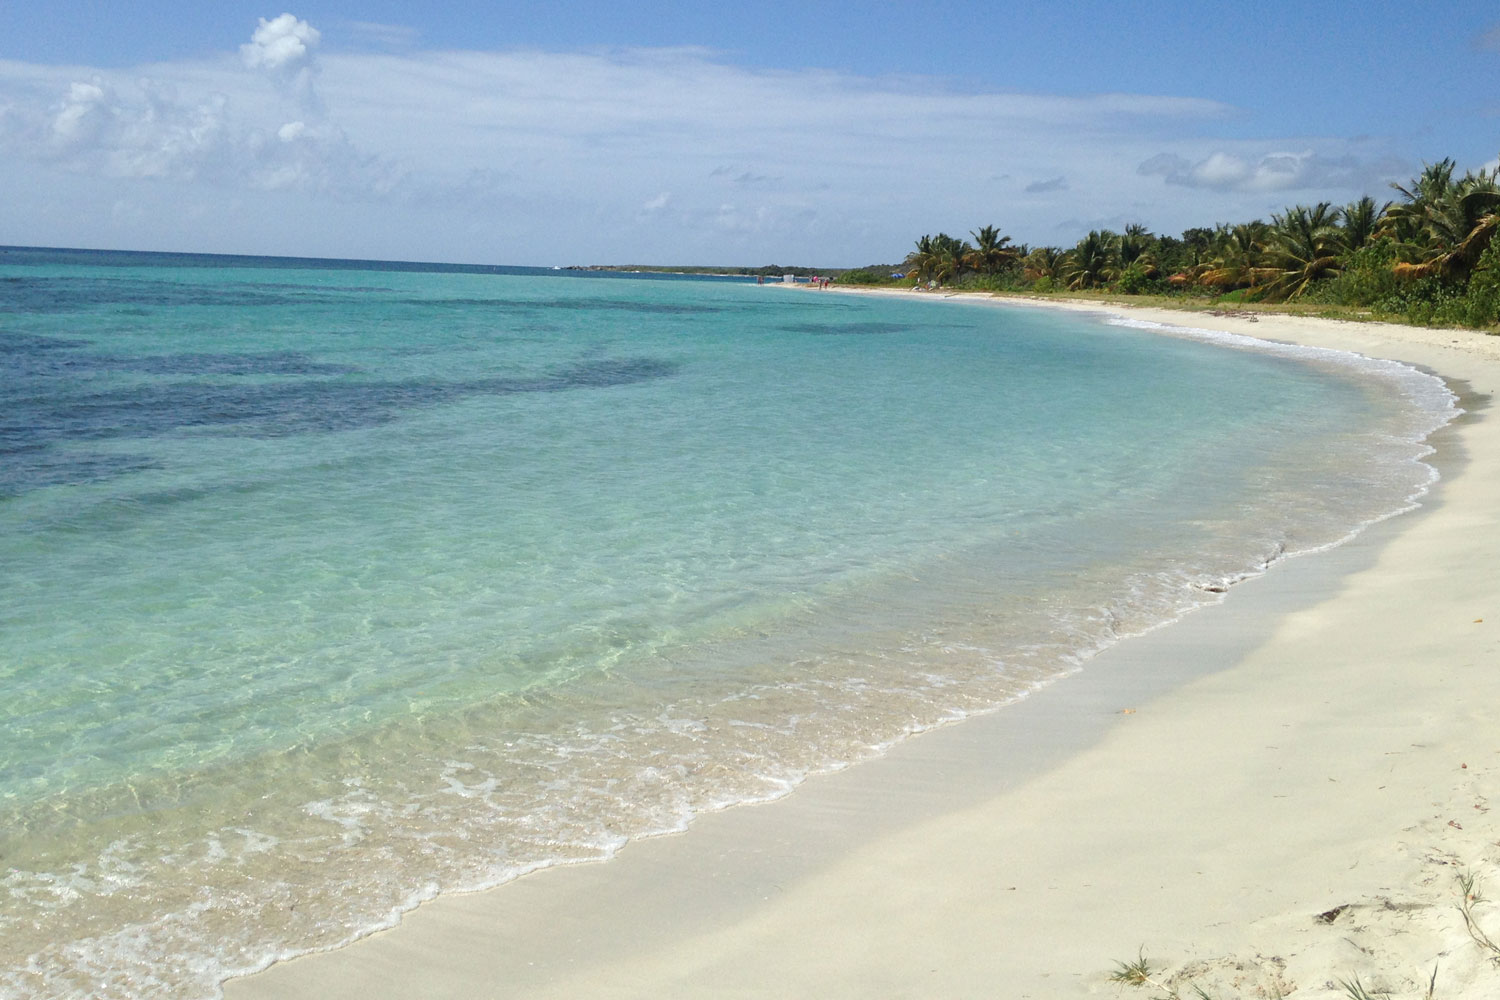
0, 250, 1455, 998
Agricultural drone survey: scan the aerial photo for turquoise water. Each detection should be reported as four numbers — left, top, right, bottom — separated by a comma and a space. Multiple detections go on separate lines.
0, 250, 1454, 998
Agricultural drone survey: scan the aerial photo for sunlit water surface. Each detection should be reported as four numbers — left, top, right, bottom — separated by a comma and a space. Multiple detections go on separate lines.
0, 250, 1455, 997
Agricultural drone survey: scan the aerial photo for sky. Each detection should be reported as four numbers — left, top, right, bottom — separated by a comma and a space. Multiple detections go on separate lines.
1, 2, 1497, 266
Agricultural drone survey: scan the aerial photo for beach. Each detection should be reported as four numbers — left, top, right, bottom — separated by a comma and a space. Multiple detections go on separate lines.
222, 302, 1500, 999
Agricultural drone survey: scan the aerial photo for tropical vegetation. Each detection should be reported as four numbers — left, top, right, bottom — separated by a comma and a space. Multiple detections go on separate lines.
852, 156, 1500, 330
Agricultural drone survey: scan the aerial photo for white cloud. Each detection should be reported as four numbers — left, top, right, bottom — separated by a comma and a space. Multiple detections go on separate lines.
0, 30, 1415, 263
247, 119, 398, 193
242, 13, 324, 118
29, 74, 235, 181
52, 80, 108, 144
1194, 152, 1255, 187
241, 14, 321, 74
0, 16, 399, 197
1136, 148, 1390, 194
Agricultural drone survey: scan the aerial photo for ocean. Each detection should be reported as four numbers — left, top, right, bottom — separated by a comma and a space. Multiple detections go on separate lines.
0, 247, 1455, 998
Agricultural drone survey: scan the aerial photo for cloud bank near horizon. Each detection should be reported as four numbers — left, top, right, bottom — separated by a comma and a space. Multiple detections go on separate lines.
0, 14, 1438, 264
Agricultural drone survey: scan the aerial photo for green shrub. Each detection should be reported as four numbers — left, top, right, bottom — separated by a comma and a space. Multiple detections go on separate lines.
1372, 274, 1463, 326
1116, 264, 1165, 296
1455, 242, 1500, 328
1300, 237, 1496, 329
836, 269, 886, 285
1305, 239, 1399, 307
960, 270, 1029, 292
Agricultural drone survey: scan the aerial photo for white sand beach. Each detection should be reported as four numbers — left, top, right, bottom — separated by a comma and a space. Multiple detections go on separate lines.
226, 302, 1500, 999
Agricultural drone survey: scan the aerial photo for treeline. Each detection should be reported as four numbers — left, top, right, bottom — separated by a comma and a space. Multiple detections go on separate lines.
841, 158, 1500, 329
580, 264, 824, 277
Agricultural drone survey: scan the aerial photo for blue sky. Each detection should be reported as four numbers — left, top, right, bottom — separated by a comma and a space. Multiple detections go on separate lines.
2, 2, 1496, 265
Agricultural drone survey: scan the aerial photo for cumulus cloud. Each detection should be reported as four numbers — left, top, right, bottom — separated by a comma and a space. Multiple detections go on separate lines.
29, 75, 235, 181
641, 191, 670, 212
250, 119, 400, 193
1137, 149, 1374, 193
0, 14, 402, 197
51, 80, 110, 145
241, 14, 321, 74
242, 13, 323, 116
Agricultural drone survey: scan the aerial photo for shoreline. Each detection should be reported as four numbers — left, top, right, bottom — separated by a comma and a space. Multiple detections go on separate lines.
226, 301, 1500, 999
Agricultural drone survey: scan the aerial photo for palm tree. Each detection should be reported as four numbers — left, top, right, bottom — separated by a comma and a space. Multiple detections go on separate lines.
904, 233, 972, 285
1341, 195, 1387, 252
932, 232, 972, 284
1061, 230, 1120, 290
1384, 160, 1500, 283
1197, 222, 1274, 292
1383, 159, 1459, 242
904, 235, 940, 282
1259, 203, 1346, 300
1166, 227, 1216, 286
965, 225, 1020, 275
1119, 223, 1158, 276
1023, 246, 1064, 282
1382, 160, 1460, 260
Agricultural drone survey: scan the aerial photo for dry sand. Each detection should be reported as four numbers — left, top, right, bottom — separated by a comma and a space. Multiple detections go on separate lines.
226, 300, 1500, 999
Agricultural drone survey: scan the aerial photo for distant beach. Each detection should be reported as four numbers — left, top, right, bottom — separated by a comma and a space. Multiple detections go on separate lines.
224, 301, 1500, 999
